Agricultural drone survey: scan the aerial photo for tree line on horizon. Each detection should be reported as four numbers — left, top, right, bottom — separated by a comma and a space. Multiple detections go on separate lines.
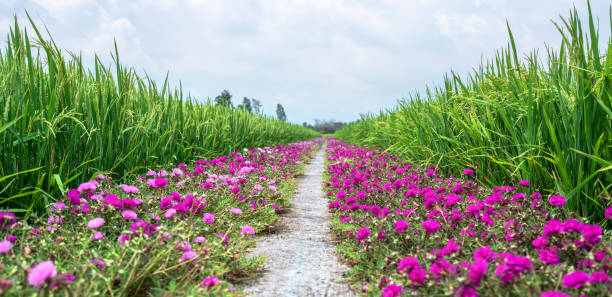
213, 89, 287, 122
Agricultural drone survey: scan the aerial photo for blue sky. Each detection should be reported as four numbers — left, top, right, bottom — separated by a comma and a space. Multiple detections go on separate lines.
1, 0, 610, 124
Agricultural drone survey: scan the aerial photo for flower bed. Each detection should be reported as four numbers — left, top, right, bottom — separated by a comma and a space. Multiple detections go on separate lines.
0, 138, 322, 296
324, 139, 611, 297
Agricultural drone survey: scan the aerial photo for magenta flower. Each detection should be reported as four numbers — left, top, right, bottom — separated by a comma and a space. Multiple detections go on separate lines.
382, 283, 403, 297
356, 227, 370, 241
468, 260, 488, 286
422, 220, 441, 235
541, 291, 571, 297
463, 169, 474, 176
230, 208, 243, 215
409, 267, 427, 285
118, 234, 130, 246
194, 236, 207, 243
580, 224, 602, 245
90, 258, 105, 269
181, 251, 198, 262
203, 213, 215, 224
548, 195, 567, 207
605, 205, 612, 219
201, 277, 219, 288
394, 220, 409, 233
0, 240, 12, 254
562, 271, 589, 288
241, 225, 255, 237
268, 185, 277, 192
147, 178, 168, 188
122, 210, 138, 220
538, 250, 559, 265
397, 257, 419, 273
87, 218, 105, 229
27, 260, 57, 288
518, 180, 530, 187
77, 181, 97, 193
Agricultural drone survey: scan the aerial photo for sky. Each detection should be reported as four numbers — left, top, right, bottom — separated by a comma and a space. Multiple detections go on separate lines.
0, 0, 610, 124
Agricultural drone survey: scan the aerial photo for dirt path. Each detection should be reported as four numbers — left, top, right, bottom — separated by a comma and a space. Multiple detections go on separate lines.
243, 144, 354, 297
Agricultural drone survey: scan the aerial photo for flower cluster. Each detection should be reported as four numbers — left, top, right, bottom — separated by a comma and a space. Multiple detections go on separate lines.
0, 139, 323, 296
324, 139, 611, 297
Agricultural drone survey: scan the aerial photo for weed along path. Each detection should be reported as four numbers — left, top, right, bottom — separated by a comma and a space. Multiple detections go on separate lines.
244, 143, 355, 297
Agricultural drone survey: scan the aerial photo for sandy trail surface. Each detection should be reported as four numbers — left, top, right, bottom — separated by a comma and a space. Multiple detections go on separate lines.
243, 144, 354, 297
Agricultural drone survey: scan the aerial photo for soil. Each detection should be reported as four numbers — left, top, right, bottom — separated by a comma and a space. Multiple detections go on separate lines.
243, 144, 355, 297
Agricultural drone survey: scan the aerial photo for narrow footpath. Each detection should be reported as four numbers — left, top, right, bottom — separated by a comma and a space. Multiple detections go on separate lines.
244, 144, 354, 297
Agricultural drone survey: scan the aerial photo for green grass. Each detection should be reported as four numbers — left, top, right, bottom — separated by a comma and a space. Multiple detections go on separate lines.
335, 2, 611, 224
0, 15, 319, 215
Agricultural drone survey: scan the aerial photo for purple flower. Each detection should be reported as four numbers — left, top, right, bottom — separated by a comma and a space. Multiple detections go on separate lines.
382, 283, 403, 297
28, 260, 57, 288
548, 195, 567, 207
120, 184, 139, 194
580, 224, 602, 245
455, 285, 478, 297
356, 227, 370, 241
90, 258, 105, 268
87, 218, 105, 229
202, 213, 215, 224
588, 271, 610, 283
562, 271, 589, 288
122, 210, 138, 220
394, 220, 409, 233
164, 209, 177, 219
118, 234, 130, 246
0, 240, 12, 254
77, 181, 97, 193
422, 220, 441, 235
463, 169, 474, 176
201, 277, 219, 288
230, 208, 243, 215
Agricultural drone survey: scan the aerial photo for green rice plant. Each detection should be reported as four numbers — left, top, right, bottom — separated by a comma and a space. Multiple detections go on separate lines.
336, 2, 611, 224
0, 15, 319, 215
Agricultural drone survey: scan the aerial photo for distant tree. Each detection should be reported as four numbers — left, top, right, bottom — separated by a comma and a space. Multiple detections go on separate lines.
309, 118, 346, 134
251, 98, 263, 115
276, 104, 287, 121
238, 97, 253, 113
214, 90, 233, 107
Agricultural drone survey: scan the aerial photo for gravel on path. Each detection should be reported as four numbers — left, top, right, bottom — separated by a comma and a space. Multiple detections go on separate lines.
243, 144, 355, 297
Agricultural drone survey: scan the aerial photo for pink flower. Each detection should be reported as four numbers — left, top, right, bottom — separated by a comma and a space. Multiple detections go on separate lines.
95, 174, 105, 180
548, 195, 567, 207
147, 178, 168, 188
164, 209, 177, 219
541, 291, 571, 297
241, 225, 255, 237
268, 185, 277, 192
230, 208, 243, 215
203, 213, 215, 224
120, 184, 139, 194
194, 236, 207, 243
580, 224, 602, 245
201, 277, 219, 288
356, 227, 370, 241
422, 220, 441, 235
27, 260, 57, 288
455, 285, 478, 297
532, 236, 548, 249
0, 240, 12, 254
92, 232, 104, 240
605, 206, 612, 219
122, 210, 138, 220
181, 251, 198, 261
562, 271, 589, 288
90, 258, 105, 268
394, 220, 409, 233
463, 169, 474, 176
382, 284, 403, 297
77, 181, 97, 193
87, 218, 105, 229
118, 234, 130, 246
